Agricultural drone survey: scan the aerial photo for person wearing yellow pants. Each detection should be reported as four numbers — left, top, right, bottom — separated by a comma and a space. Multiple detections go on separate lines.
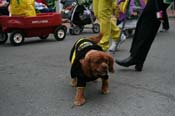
93, 0, 121, 51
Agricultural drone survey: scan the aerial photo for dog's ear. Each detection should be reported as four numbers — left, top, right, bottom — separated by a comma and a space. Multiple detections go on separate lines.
89, 33, 103, 44
107, 54, 114, 73
80, 57, 91, 77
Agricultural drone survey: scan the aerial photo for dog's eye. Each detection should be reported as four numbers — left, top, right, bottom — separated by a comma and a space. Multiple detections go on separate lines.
94, 60, 101, 64
103, 59, 108, 63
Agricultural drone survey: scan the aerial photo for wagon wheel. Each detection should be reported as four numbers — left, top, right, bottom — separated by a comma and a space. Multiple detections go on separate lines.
10, 30, 24, 46
54, 26, 67, 41
92, 23, 100, 33
0, 32, 8, 44
39, 35, 49, 40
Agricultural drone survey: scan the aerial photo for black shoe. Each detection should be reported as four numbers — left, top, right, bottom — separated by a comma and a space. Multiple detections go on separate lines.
115, 56, 137, 67
135, 63, 143, 72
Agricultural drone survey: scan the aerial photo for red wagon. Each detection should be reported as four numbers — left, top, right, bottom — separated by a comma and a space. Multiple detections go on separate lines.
0, 12, 67, 46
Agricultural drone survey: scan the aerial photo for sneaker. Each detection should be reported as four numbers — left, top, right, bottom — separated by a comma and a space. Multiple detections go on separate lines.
118, 22, 123, 28
109, 33, 126, 52
109, 40, 117, 52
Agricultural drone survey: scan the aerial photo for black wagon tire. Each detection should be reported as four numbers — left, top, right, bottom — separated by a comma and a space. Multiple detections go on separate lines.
54, 26, 66, 41
92, 23, 100, 33
0, 32, 8, 44
10, 30, 24, 46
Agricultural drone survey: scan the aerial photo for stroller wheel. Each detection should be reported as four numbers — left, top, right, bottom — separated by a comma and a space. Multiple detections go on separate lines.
69, 26, 81, 35
124, 29, 134, 38
79, 26, 84, 33
92, 23, 100, 33
69, 28, 74, 35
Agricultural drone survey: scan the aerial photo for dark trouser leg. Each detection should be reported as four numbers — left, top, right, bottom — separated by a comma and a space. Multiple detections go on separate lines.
132, 19, 161, 64
162, 7, 170, 30
115, 0, 170, 71
130, 0, 169, 65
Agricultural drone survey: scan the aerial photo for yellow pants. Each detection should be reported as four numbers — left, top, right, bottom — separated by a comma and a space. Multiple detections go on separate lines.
93, 0, 121, 51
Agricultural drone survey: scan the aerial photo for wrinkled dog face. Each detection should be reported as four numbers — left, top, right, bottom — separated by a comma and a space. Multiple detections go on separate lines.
90, 55, 109, 76
81, 50, 114, 77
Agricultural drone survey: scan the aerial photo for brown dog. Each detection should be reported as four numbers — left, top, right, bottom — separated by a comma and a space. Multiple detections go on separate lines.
69, 33, 114, 106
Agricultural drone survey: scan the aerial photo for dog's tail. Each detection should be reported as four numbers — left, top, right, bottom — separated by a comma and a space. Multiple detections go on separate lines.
89, 33, 103, 44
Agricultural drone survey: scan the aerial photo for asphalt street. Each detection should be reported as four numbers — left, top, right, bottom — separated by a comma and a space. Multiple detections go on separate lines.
0, 19, 175, 116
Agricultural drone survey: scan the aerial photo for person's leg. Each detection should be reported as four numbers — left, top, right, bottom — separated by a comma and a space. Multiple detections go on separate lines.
109, 26, 126, 52
115, 18, 160, 71
129, 0, 160, 56
135, 2, 170, 63
116, 0, 159, 71
98, 0, 113, 51
111, 18, 121, 42
133, 20, 160, 64
116, 0, 170, 71
131, 1, 170, 59
109, 17, 122, 51
92, 0, 99, 18
162, 10, 169, 30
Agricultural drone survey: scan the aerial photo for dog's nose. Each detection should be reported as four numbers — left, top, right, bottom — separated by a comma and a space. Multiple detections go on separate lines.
101, 63, 108, 70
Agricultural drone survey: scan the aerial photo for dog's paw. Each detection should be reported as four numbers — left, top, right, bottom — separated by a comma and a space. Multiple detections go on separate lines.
74, 87, 85, 106
70, 79, 77, 87
74, 98, 85, 106
101, 88, 110, 94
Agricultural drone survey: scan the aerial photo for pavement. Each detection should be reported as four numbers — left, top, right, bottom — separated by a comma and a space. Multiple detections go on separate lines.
0, 18, 175, 116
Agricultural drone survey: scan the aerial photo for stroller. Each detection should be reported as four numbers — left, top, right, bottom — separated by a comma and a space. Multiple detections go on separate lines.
61, 0, 100, 35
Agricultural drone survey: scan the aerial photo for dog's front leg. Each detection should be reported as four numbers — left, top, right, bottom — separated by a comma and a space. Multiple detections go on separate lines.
74, 87, 85, 106
101, 79, 109, 94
